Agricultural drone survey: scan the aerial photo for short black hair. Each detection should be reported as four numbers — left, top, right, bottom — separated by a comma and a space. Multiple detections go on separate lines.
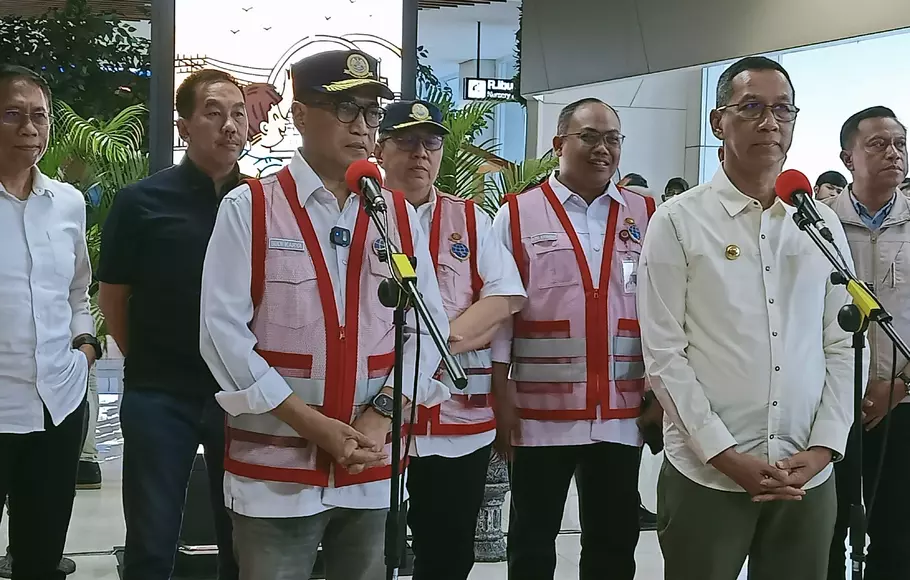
175, 69, 243, 119
623, 173, 648, 188
716, 56, 794, 108
556, 98, 619, 135
815, 170, 847, 189
839, 106, 905, 150
666, 177, 690, 191
0, 64, 51, 104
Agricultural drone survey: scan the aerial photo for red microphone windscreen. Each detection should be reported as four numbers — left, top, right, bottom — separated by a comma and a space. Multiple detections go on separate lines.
774, 169, 813, 206
345, 159, 383, 195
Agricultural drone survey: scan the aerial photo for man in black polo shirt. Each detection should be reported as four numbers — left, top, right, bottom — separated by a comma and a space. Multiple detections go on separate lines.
98, 69, 247, 580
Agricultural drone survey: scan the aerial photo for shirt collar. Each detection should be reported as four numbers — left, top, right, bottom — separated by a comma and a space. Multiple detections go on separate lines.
287, 150, 339, 207
548, 172, 627, 208
178, 155, 241, 197
0, 166, 54, 199
711, 167, 791, 218
849, 187, 896, 222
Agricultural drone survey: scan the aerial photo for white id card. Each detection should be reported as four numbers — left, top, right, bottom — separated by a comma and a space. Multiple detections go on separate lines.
622, 257, 638, 294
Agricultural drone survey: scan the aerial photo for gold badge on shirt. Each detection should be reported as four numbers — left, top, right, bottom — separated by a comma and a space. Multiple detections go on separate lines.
725, 244, 741, 260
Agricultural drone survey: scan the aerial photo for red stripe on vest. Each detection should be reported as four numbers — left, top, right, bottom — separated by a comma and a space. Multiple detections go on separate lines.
465, 199, 482, 300
249, 178, 267, 309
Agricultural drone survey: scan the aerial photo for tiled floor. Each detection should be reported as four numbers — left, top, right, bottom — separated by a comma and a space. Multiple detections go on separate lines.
2, 397, 848, 579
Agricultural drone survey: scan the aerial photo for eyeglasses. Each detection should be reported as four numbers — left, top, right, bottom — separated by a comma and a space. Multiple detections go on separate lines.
864, 136, 907, 155
716, 101, 799, 122
305, 100, 385, 128
382, 134, 444, 152
560, 130, 625, 148
1, 109, 51, 127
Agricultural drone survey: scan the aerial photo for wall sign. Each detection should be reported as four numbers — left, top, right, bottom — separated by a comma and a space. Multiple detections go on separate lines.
464, 77, 516, 101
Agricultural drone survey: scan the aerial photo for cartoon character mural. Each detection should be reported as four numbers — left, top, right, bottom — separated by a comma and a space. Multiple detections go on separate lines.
242, 82, 288, 177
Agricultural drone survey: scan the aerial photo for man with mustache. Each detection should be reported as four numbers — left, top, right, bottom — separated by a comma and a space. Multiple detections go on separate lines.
0, 64, 97, 580
492, 97, 655, 580
374, 100, 526, 580
199, 52, 449, 580
639, 56, 855, 580
98, 69, 247, 580
824, 106, 910, 580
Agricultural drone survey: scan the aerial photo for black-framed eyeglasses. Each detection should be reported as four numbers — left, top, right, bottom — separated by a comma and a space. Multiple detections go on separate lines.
382, 134, 444, 152
305, 100, 385, 128
716, 101, 799, 122
1, 109, 51, 127
559, 130, 625, 148
864, 136, 907, 155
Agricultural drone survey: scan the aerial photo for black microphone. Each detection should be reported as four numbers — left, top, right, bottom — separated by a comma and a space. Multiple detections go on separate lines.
775, 169, 834, 243
345, 159, 387, 213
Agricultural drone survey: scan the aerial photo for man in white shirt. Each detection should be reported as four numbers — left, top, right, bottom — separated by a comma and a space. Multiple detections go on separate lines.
374, 100, 526, 580
200, 51, 449, 580
0, 64, 99, 580
492, 98, 655, 580
639, 56, 855, 580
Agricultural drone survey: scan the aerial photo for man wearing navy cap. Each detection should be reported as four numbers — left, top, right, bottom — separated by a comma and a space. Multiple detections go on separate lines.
200, 53, 449, 580
375, 101, 525, 579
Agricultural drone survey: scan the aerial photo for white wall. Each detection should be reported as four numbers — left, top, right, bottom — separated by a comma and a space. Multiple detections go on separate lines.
527, 66, 704, 193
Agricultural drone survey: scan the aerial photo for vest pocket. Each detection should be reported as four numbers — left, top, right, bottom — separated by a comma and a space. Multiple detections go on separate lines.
527, 235, 578, 289
265, 255, 320, 329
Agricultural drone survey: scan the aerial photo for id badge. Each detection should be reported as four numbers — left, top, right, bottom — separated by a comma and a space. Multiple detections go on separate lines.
622, 256, 638, 294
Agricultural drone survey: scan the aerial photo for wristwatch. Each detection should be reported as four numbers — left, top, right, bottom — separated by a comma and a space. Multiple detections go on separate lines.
73, 334, 102, 361
370, 392, 395, 419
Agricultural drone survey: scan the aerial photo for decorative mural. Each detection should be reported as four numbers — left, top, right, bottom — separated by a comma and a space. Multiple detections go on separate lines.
174, 0, 403, 177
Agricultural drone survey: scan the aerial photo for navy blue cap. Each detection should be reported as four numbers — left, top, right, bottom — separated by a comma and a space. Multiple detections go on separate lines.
291, 50, 393, 101
379, 100, 448, 135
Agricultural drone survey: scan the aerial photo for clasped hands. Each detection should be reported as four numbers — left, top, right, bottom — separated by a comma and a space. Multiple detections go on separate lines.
311, 407, 392, 475
710, 446, 833, 502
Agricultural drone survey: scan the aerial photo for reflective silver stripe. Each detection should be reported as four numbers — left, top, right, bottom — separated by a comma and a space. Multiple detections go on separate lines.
612, 336, 642, 357
230, 376, 387, 438
612, 360, 645, 380
459, 347, 492, 369
510, 362, 587, 383
513, 338, 587, 358
438, 348, 492, 394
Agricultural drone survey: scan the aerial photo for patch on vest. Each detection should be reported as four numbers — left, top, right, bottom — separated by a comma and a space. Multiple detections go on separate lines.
450, 242, 470, 261
372, 237, 388, 262
268, 238, 306, 252
529, 232, 558, 244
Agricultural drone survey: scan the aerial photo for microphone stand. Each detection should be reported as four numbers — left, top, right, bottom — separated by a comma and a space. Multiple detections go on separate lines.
791, 210, 910, 580
359, 194, 467, 580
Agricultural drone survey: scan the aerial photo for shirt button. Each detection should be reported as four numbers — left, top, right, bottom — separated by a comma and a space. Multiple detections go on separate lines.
761, 234, 767, 240
775, 366, 781, 371
772, 331, 778, 337
772, 401, 779, 406
770, 434, 776, 439
769, 298, 774, 304
765, 266, 771, 272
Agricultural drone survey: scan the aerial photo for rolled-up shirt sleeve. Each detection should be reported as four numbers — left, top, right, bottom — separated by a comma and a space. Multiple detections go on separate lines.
69, 197, 95, 338
200, 185, 293, 417
388, 202, 451, 408
490, 204, 520, 364
638, 207, 737, 464
807, 209, 858, 458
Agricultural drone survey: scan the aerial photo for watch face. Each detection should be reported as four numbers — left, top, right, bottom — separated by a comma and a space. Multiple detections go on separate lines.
374, 393, 394, 414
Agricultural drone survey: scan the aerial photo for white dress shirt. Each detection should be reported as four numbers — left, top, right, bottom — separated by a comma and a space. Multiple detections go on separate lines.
411, 188, 527, 459
200, 152, 450, 518
491, 174, 642, 448
638, 168, 857, 492
0, 168, 93, 434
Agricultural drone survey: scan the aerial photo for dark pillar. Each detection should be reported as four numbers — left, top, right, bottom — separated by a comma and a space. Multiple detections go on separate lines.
149, 0, 176, 174
400, 0, 419, 100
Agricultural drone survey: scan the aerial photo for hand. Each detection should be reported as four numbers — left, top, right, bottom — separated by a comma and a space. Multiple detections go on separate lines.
310, 415, 387, 475
78, 344, 97, 369
862, 378, 906, 430
349, 409, 393, 473
493, 399, 522, 461
709, 448, 805, 502
636, 395, 664, 431
447, 334, 466, 355
774, 447, 832, 491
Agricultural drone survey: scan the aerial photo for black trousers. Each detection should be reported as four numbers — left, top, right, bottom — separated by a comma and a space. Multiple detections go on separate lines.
0, 399, 86, 580
121, 389, 238, 580
406, 444, 492, 580
507, 442, 641, 580
829, 404, 910, 580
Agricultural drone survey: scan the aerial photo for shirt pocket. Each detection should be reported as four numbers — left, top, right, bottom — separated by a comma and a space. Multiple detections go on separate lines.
526, 234, 578, 289
264, 255, 320, 329
49, 230, 76, 283
436, 260, 473, 316
367, 250, 395, 323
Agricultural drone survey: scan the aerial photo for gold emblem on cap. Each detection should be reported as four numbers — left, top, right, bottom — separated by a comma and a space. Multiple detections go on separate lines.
725, 244, 741, 260
449, 232, 462, 242
411, 102, 430, 121
345, 53, 371, 79
625, 217, 635, 225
